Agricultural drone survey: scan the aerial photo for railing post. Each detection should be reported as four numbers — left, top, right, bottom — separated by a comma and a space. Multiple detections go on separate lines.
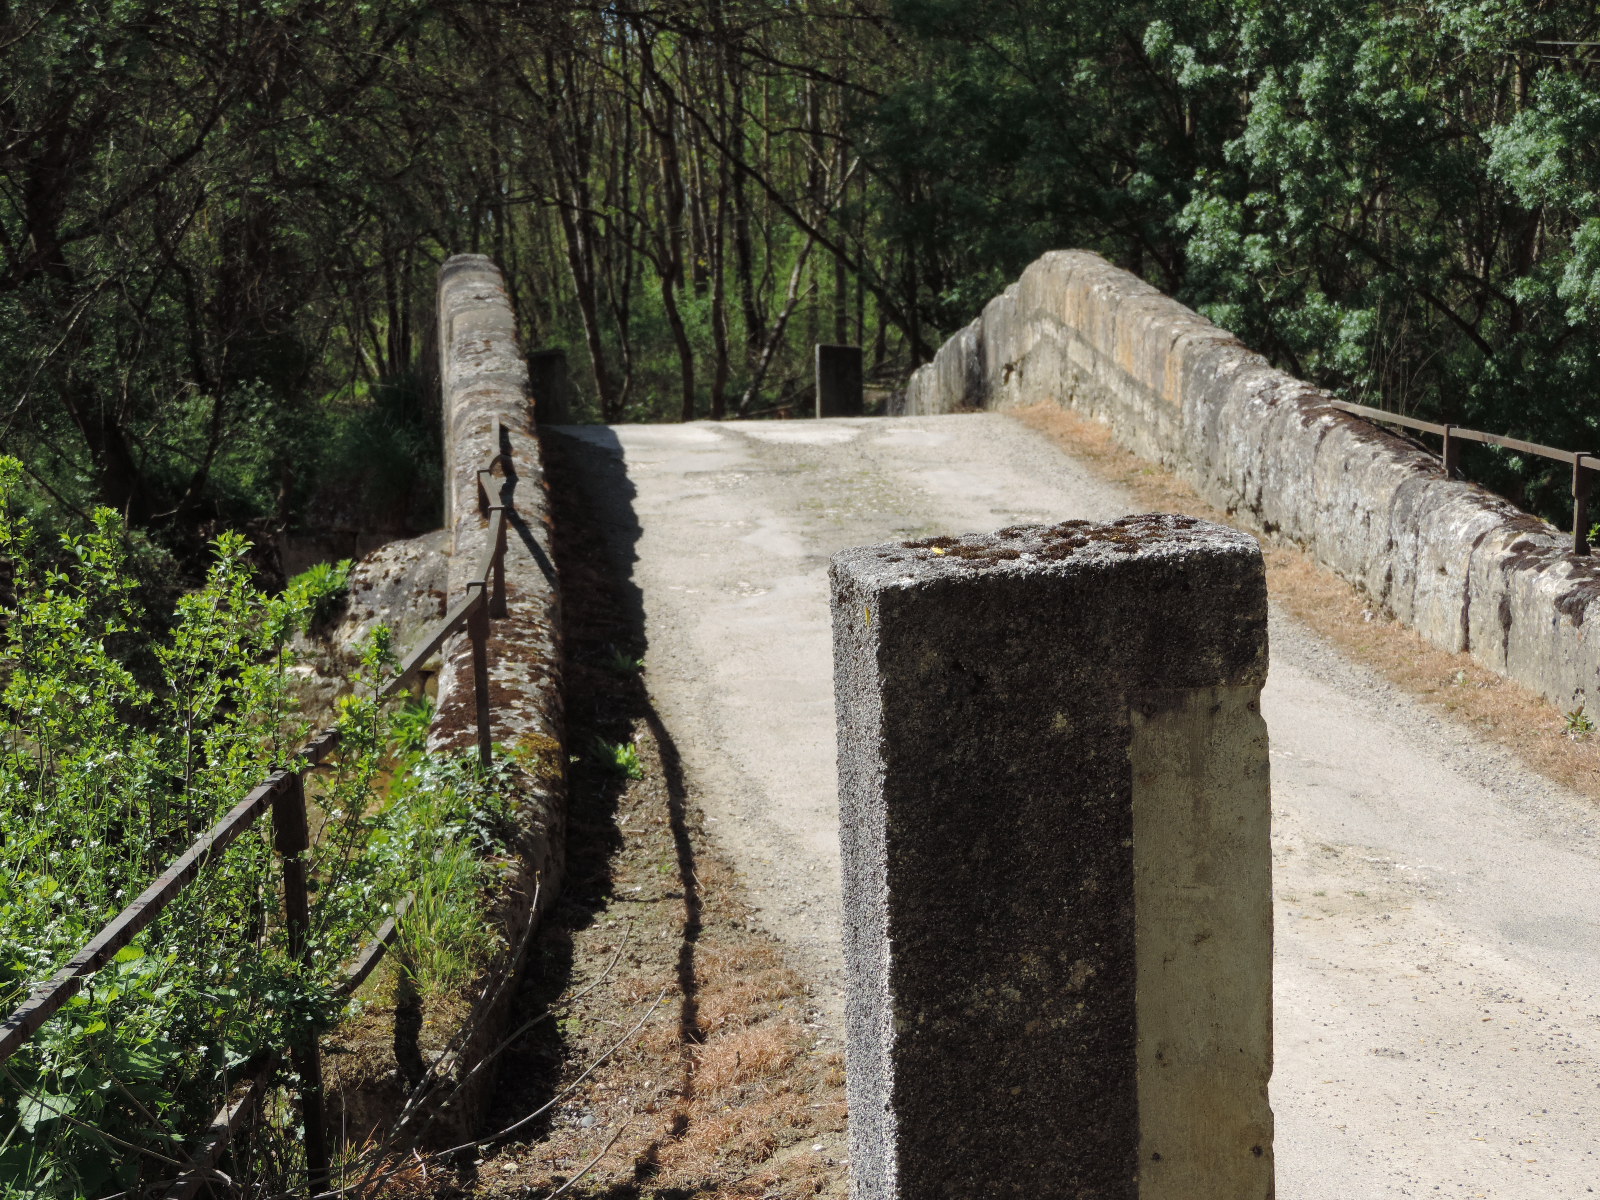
489, 508, 509, 619
467, 585, 493, 767
271, 772, 330, 1196
1574, 454, 1593, 557
1442, 424, 1461, 479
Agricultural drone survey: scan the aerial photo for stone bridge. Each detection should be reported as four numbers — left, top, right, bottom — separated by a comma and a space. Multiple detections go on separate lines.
426, 253, 1600, 1198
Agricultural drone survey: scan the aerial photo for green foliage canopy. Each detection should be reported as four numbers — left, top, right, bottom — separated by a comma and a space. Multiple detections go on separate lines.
870, 0, 1600, 519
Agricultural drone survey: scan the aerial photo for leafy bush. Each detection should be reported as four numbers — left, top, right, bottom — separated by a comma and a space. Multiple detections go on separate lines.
372, 753, 516, 995
392, 693, 436, 757
284, 558, 354, 632
0, 457, 326, 1192
0, 457, 496, 1195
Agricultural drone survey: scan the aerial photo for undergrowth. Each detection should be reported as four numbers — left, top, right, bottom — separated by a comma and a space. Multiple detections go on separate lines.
0, 456, 501, 1196
285, 558, 354, 632
373, 753, 512, 996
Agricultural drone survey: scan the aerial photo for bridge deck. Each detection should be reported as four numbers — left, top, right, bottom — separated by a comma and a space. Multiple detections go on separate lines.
550, 413, 1600, 1199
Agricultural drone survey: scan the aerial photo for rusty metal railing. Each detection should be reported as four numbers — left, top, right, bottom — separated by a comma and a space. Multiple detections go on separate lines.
1329, 400, 1596, 556
0, 422, 517, 1194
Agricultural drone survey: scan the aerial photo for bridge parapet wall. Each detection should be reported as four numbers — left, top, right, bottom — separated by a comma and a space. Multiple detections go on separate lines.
905, 250, 1600, 711
425, 254, 565, 1135
436, 253, 564, 777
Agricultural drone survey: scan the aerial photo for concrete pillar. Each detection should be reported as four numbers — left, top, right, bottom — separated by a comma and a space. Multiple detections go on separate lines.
831, 514, 1273, 1200
816, 343, 864, 417
528, 347, 573, 426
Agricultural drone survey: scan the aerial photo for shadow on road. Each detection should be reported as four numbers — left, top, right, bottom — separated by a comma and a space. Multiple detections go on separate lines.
475, 427, 704, 1194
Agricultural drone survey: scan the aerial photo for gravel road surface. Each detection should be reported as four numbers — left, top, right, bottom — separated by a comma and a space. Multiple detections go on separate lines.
549, 414, 1600, 1198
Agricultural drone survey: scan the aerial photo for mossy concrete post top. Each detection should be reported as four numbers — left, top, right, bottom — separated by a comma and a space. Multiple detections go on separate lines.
831, 513, 1274, 1200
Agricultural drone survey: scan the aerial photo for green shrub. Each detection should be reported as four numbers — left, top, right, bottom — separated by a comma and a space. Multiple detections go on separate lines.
392, 693, 436, 757
284, 558, 353, 632
0, 456, 496, 1195
372, 753, 516, 995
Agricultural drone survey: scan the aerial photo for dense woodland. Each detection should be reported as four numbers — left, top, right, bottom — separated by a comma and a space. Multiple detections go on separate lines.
5, 0, 1600, 553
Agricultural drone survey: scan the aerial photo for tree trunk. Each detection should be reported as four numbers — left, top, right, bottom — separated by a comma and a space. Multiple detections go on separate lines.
740, 235, 815, 413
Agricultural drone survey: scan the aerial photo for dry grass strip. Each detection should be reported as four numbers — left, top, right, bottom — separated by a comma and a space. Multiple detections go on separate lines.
433, 431, 849, 1200
456, 721, 847, 1200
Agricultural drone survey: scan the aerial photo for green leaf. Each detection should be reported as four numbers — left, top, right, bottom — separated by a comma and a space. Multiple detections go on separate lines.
17, 1090, 77, 1133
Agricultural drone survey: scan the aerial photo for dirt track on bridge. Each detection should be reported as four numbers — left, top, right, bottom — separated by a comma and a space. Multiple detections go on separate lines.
551, 413, 1600, 1199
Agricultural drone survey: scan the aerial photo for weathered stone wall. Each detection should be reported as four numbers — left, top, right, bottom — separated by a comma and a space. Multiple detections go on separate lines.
430, 253, 566, 1132
904, 250, 1600, 711
435, 253, 565, 786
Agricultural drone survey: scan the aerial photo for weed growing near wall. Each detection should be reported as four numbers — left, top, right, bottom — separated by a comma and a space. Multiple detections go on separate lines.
591, 736, 645, 781
285, 558, 354, 632
373, 754, 515, 996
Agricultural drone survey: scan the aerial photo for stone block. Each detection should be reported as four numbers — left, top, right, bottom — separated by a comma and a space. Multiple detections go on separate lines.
528, 347, 574, 426
817, 344, 865, 417
832, 515, 1274, 1200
